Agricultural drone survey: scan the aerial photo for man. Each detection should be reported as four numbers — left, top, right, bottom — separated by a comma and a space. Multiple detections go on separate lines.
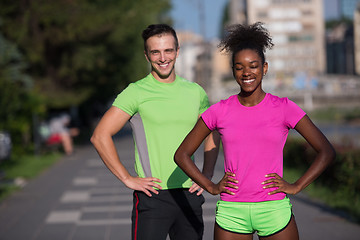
91, 24, 219, 240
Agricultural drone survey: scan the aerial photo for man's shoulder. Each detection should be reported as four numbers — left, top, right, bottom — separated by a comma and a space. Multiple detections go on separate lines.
124, 74, 152, 90
176, 75, 194, 84
133, 74, 152, 84
176, 76, 203, 89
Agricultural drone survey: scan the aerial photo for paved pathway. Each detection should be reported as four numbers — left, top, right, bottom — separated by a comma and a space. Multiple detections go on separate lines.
0, 132, 359, 240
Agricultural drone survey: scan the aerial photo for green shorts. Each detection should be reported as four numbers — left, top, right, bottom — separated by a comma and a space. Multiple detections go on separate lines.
215, 197, 293, 237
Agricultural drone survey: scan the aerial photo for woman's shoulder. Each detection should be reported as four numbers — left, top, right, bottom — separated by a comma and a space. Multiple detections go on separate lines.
218, 95, 238, 105
205, 95, 237, 114
267, 93, 291, 105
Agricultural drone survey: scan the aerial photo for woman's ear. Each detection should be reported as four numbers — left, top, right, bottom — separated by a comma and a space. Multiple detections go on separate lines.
263, 62, 268, 76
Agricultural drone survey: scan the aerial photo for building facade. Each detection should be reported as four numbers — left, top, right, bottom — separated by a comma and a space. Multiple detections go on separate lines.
246, 0, 325, 81
355, 2, 360, 75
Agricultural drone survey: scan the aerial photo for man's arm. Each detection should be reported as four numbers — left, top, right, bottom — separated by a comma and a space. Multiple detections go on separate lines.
90, 106, 162, 197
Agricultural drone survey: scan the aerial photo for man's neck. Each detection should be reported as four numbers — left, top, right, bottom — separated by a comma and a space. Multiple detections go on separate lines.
151, 72, 176, 83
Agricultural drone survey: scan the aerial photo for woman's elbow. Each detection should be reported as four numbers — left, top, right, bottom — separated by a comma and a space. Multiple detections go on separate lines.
174, 149, 188, 167
321, 144, 336, 166
328, 145, 336, 164
174, 150, 182, 165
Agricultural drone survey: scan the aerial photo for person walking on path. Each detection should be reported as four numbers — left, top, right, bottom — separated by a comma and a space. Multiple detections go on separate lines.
174, 22, 336, 240
91, 24, 219, 240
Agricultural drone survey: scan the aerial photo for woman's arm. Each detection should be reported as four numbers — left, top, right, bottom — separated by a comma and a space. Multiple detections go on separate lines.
188, 130, 221, 195
174, 118, 237, 195
263, 115, 336, 195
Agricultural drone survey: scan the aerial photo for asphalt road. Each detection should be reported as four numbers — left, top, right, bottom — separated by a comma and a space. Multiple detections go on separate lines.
1, 132, 359, 240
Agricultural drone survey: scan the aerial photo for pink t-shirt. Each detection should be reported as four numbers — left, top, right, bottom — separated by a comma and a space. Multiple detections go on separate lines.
201, 93, 306, 202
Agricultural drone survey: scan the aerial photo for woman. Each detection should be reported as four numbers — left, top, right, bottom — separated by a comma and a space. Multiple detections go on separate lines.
174, 23, 335, 240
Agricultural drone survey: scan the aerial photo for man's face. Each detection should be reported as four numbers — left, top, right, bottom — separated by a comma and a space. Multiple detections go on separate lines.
144, 33, 179, 82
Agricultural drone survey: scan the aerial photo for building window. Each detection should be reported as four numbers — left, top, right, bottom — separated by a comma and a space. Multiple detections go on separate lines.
302, 9, 312, 15
272, 0, 313, 4
257, 11, 268, 18
288, 35, 313, 42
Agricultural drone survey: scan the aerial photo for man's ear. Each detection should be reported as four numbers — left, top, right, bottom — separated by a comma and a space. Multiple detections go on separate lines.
176, 47, 180, 58
144, 50, 150, 62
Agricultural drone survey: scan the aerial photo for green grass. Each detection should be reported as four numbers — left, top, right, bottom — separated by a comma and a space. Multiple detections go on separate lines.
308, 107, 360, 123
284, 167, 360, 223
0, 152, 61, 201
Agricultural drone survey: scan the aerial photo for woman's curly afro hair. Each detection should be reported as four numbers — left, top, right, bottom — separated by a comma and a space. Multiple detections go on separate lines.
219, 22, 274, 64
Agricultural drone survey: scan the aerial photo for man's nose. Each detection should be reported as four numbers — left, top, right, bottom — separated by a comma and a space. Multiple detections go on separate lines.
159, 52, 166, 62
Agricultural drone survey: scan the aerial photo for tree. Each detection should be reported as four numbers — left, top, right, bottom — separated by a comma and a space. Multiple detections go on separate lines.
0, 30, 44, 154
0, 0, 171, 109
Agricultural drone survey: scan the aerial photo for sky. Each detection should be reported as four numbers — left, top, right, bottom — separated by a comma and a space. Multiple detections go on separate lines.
170, 0, 228, 40
170, 0, 340, 41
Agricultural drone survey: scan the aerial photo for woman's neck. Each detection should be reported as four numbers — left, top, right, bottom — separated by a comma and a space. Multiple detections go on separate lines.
238, 90, 266, 107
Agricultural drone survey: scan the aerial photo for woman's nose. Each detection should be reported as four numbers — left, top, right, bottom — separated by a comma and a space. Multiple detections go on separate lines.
242, 67, 250, 76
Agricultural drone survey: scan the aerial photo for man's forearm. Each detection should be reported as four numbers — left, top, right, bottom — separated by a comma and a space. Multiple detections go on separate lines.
91, 133, 131, 182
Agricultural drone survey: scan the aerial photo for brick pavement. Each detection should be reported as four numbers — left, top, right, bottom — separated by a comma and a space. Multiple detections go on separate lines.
0, 132, 359, 240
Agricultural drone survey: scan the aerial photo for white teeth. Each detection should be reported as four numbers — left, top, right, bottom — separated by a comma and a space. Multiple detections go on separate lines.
243, 79, 255, 83
160, 63, 169, 67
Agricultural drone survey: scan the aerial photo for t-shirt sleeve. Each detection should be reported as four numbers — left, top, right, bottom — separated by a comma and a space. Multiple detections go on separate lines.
112, 83, 139, 116
201, 103, 219, 131
283, 98, 306, 129
198, 85, 210, 114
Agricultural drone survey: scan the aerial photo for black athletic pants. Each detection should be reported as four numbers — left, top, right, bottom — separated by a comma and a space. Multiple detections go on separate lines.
131, 188, 205, 240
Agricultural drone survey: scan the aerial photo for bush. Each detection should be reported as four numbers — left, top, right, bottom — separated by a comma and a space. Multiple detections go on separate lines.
284, 138, 360, 222
0, 32, 45, 156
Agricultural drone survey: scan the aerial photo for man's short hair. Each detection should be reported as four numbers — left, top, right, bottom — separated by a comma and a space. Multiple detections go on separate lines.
142, 24, 179, 52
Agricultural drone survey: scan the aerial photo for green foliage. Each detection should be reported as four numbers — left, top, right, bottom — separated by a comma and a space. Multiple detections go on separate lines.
0, 0, 172, 154
307, 107, 360, 123
284, 138, 360, 222
0, 152, 61, 179
0, 0, 171, 108
0, 152, 61, 200
0, 32, 45, 154
325, 17, 353, 29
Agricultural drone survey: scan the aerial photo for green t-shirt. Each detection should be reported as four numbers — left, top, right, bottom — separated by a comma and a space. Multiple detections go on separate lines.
113, 73, 210, 190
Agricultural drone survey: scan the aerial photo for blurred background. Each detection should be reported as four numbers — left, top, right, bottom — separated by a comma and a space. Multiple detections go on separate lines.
0, 0, 359, 222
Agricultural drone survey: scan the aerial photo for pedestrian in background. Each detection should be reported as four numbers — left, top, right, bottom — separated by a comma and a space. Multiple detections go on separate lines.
47, 114, 79, 155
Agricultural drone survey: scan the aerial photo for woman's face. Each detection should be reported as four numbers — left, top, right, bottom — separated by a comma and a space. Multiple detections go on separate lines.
232, 49, 268, 95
